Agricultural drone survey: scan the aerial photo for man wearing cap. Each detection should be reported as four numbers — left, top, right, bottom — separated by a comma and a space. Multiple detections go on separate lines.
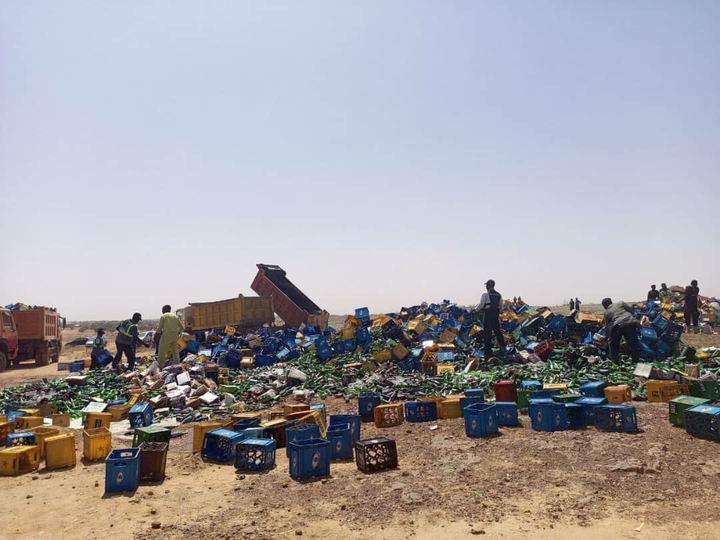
478, 279, 506, 359
113, 312, 143, 373
647, 284, 660, 302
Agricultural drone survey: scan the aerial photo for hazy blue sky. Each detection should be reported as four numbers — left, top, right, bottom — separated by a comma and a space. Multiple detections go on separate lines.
2, 1, 718, 320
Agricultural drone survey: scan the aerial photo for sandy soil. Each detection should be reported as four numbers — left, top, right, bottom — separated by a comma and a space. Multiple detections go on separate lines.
1, 331, 719, 540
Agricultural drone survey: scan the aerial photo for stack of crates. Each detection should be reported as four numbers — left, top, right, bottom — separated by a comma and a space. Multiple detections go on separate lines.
354, 437, 398, 473
234, 438, 276, 472
684, 404, 720, 441
669, 396, 710, 427
404, 401, 438, 423
105, 448, 140, 492
285, 424, 320, 457
594, 405, 638, 432
464, 403, 499, 438
288, 438, 330, 479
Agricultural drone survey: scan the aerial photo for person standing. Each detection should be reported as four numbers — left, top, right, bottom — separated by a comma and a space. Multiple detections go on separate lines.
684, 280, 700, 333
113, 313, 142, 373
659, 283, 671, 302
601, 298, 640, 364
157, 305, 184, 368
647, 285, 660, 302
478, 279, 506, 359
575, 298, 582, 311
569, 298, 575, 311
90, 328, 107, 370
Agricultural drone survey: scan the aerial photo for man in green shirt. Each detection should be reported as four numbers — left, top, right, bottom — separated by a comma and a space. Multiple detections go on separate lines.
157, 305, 184, 368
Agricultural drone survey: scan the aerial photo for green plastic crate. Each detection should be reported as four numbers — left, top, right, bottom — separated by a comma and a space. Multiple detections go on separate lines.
669, 396, 710, 427
552, 393, 581, 403
688, 380, 719, 401
132, 425, 171, 448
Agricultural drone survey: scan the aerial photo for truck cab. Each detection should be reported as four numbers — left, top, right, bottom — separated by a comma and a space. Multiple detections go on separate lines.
0, 308, 19, 371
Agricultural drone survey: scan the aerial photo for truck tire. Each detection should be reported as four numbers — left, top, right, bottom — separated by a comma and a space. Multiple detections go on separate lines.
37, 345, 50, 366
51, 341, 60, 363
0, 351, 7, 372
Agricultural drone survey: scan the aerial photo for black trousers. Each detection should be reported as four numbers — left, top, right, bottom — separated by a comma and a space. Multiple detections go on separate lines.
483, 316, 506, 358
684, 309, 699, 327
113, 343, 136, 371
90, 352, 99, 370
609, 324, 640, 363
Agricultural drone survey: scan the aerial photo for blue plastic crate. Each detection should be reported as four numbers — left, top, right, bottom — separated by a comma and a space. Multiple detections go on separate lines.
202, 428, 245, 462
465, 388, 485, 400
288, 438, 331, 479
528, 389, 561, 400
69, 360, 85, 373
356, 327, 370, 344
234, 438, 276, 472
233, 417, 261, 432
309, 403, 327, 423
437, 351, 454, 362
460, 397, 486, 418
254, 354, 275, 367
548, 316, 566, 333
640, 327, 657, 342
521, 380, 543, 392
579, 381, 608, 398
107, 398, 127, 407
326, 423, 353, 460
529, 402, 567, 432
129, 402, 153, 428
6, 431, 36, 447
565, 403, 587, 429
317, 344, 332, 361
7, 410, 27, 423
494, 401, 519, 426
655, 340, 671, 357
343, 339, 357, 352
652, 315, 670, 334
404, 401, 438, 423
329, 414, 361, 442
237, 427, 265, 440
684, 404, 720, 441
105, 448, 140, 493
575, 397, 608, 425
184, 340, 200, 353
355, 307, 370, 319
358, 392, 381, 418
286, 423, 321, 457
594, 405, 637, 432
464, 403, 499, 438
96, 350, 114, 367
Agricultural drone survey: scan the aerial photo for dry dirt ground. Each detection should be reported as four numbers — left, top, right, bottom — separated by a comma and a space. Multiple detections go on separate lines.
0, 331, 718, 539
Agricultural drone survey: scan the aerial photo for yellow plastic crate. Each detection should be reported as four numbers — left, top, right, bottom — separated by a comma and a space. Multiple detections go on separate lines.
647, 380, 678, 403
16, 416, 44, 430
44, 433, 76, 470
0, 445, 40, 476
83, 427, 112, 461
341, 326, 356, 340
372, 349, 392, 362
85, 412, 112, 429
193, 421, 224, 453
604, 385, 632, 404
107, 404, 130, 422
284, 403, 310, 416
30, 426, 61, 459
407, 319, 427, 335
177, 337, 188, 350
0, 421, 16, 443
436, 363, 456, 375
373, 403, 404, 428
296, 409, 327, 439
543, 383, 568, 393
19, 408, 40, 417
52, 413, 71, 427
439, 399, 461, 419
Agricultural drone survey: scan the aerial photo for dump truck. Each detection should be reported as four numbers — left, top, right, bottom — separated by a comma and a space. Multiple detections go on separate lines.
251, 264, 329, 329
0, 307, 64, 371
177, 294, 274, 332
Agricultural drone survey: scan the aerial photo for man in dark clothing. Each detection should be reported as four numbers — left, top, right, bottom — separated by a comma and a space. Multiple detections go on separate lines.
478, 279, 506, 359
575, 298, 581, 311
684, 280, 700, 333
113, 312, 142, 373
647, 285, 660, 302
602, 298, 640, 364
569, 298, 575, 311
90, 328, 107, 370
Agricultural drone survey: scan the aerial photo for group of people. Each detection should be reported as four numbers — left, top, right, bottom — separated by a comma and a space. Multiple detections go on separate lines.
478, 279, 703, 366
647, 280, 702, 332
89, 305, 185, 373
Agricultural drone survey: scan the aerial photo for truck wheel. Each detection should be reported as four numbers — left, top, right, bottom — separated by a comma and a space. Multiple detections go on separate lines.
0, 351, 7, 372
51, 343, 59, 363
37, 346, 50, 366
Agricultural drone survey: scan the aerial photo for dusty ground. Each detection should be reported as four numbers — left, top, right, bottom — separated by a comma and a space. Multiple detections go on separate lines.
0, 331, 719, 539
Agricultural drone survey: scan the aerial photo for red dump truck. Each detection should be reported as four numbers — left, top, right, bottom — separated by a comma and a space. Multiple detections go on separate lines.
251, 264, 329, 329
0, 307, 64, 371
